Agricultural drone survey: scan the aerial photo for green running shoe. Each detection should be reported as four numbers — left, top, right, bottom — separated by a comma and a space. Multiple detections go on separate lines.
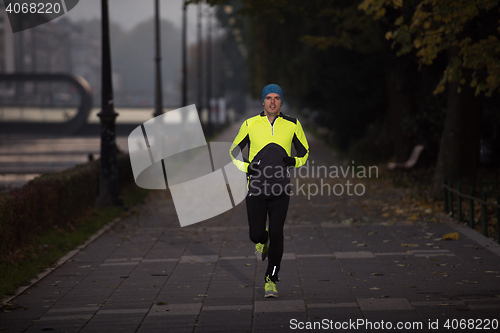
264, 275, 279, 298
255, 228, 269, 261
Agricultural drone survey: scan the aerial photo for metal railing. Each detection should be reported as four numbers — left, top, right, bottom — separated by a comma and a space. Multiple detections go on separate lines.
443, 179, 500, 243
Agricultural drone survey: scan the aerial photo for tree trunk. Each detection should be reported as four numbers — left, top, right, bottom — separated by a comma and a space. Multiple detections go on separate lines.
385, 50, 416, 162
431, 50, 482, 196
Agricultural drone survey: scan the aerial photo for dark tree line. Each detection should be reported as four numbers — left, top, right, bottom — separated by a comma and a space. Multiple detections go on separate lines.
200, 0, 500, 195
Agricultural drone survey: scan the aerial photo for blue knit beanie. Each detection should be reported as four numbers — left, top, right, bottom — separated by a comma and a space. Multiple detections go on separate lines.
261, 84, 283, 106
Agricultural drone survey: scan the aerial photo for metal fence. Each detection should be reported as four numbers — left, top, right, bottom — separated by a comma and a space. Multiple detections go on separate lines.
443, 179, 500, 243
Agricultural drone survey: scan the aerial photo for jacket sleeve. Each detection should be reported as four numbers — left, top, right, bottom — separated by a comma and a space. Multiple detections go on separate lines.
292, 119, 309, 168
230, 121, 250, 173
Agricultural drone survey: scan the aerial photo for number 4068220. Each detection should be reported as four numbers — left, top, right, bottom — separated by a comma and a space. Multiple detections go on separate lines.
5, 2, 62, 14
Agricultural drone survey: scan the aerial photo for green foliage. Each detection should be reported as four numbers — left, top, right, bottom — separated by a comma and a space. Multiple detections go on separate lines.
0, 154, 134, 261
300, 1, 384, 54
195, 0, 456, 163
217, 0, 388, 150
0, 185, 149, 298
359, 0, 500, 96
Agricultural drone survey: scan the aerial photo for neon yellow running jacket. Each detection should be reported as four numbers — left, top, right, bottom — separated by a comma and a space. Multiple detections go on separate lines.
230, 111, 309, 195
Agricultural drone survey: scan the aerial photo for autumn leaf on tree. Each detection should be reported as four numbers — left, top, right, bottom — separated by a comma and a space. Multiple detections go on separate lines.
359, 0, 500, 96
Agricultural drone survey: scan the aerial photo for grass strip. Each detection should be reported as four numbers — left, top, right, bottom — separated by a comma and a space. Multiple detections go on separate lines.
0, 185, 150, 300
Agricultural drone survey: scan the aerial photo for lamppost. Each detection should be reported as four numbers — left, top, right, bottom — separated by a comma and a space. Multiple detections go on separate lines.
217, 22, 227, 126
153, 0, 163, 117
206, 8, 212, 136
97, 0, 121, 206
181, 0, 188, 107
197, 2, 203, 118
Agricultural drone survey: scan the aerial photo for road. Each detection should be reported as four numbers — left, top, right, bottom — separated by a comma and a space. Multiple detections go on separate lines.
0, 107, 175, 191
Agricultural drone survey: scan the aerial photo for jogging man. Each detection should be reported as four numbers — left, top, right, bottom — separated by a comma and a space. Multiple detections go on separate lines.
230, 84, 309, 297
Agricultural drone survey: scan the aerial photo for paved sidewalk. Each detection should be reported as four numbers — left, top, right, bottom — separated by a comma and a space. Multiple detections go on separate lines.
1, 116, 500, 333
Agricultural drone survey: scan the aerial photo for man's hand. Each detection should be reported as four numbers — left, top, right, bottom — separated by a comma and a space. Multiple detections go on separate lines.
283, 156, 295, 167
248, 160, 260, 176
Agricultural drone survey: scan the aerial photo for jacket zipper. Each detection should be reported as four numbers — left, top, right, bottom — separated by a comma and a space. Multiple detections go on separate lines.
268, 118, 276, 136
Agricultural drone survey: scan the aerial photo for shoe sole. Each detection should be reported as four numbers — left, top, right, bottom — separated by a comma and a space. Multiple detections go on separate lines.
265, 293, 279, 298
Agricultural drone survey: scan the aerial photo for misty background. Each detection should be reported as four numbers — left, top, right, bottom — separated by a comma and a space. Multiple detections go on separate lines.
65, 0, 202, 107
1, 0, 244, 109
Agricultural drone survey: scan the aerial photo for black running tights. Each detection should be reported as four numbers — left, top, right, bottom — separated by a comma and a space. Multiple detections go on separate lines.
246, 193, 290, 282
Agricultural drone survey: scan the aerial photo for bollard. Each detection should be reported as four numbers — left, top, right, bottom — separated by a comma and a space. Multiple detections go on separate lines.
457, 182, 462, 222
443, 179, 449, 213
481, 192, 488, 237
469, 186, 475, 229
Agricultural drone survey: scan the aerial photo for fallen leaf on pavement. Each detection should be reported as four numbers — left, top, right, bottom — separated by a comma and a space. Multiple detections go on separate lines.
442, 232, 459, 240
463, 280, 478, 284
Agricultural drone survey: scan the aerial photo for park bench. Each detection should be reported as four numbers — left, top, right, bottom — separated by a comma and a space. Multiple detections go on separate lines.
387, 145, 425, 170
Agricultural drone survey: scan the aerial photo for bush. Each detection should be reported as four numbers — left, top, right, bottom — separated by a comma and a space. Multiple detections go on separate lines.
0, 154, 134, 261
